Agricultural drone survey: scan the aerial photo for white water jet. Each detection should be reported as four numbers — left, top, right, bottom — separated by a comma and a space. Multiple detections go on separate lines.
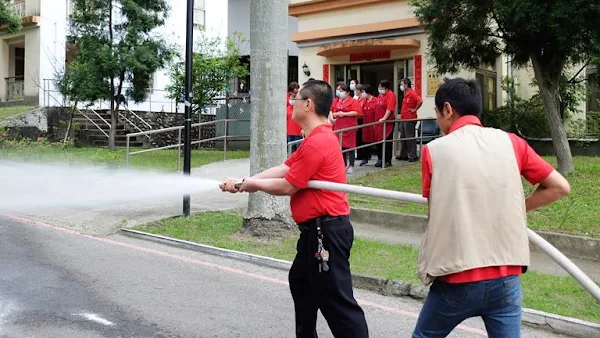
0, 161, 221, 212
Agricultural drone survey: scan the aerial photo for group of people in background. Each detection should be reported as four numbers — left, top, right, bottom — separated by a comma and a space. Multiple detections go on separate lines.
286, 76, 423, 174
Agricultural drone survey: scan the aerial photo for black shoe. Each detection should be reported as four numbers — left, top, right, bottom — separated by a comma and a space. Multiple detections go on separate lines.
384, 162, 392, 168
375, 160, 382, 168
408, 157, 418, 163
396, 156, 408, 161
359, 160, 368, 166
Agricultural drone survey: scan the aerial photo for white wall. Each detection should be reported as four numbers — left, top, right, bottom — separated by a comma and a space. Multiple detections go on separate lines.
227, 0, 298, 56
37, 0, 68, 105
143, 0, 230, 113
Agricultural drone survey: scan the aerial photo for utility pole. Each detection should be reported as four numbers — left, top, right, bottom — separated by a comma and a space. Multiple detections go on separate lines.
243, 0, 292, 235
183, 0, 194, 217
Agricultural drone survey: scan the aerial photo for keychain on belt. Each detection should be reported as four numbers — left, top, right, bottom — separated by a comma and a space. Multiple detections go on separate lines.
315, 219, 330, 273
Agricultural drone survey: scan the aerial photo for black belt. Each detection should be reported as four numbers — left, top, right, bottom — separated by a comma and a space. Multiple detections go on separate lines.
297, 215, 349, 232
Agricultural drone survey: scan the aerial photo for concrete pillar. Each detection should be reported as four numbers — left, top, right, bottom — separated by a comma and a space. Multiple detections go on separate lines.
0, 39, 10, 102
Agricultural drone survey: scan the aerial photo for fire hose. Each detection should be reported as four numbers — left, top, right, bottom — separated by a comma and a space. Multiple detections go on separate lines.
304, 180, 600, 303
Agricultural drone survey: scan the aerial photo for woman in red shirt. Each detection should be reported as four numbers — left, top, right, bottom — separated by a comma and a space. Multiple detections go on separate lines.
329, 82, 360, 174
374, 79, 397, 168
287, 82, 302, 153
360, 84, 377, 166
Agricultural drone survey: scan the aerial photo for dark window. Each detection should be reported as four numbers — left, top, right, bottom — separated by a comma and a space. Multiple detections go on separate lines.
476, 70, 497, 112
587, 68, 600, 113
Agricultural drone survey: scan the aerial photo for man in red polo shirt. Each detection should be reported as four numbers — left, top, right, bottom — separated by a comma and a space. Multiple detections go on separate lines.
220, 80, 369, 338
412, 78, 570, 337
397, 78, 422, 162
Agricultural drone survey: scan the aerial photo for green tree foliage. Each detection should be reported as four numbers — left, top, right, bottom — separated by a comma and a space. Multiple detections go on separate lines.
66, 0, 175, 149
0, 1, 22, 34
166, 32, 249, 112
412, 0, 600, 174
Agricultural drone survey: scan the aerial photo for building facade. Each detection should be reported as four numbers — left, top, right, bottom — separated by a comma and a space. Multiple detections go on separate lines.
0, 0, 68, 106
0, 0, 299, 114
289, 0, 592, 122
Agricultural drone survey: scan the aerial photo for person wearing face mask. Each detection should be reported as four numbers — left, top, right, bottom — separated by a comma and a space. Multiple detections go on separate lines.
374, 79, 397, 168
353, 84, 369, 165
349, 79, 358, 99
360, 84, 377, 166
329, 82, 360, 174
287, 82, 303, 153
397, 78, 423, 162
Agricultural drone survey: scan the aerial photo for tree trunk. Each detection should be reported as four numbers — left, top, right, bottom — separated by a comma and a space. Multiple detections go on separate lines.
530, 55, 574, 174
62, 104, 77, 148
244, 0, 293, 237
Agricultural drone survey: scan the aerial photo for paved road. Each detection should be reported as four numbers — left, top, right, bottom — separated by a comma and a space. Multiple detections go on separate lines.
0, 216, 568, 338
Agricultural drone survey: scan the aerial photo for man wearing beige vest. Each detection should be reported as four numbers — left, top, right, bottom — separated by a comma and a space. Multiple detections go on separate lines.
412, 78, 571, 338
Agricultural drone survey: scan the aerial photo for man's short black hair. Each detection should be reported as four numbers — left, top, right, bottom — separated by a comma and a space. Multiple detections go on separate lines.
435, 78, 482, 118
379, 79, 391, 90
401, 78, 412, 88
300, 80, 333, 118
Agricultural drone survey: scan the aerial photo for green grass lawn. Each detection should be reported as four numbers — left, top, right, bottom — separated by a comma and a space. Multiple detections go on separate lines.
349, 156, 600, 238
135, 212, 600, 323
0, 105, 37, 120
0, 146, 249, 172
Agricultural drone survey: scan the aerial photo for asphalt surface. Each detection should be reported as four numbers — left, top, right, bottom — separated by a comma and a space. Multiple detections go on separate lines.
0, 215, 569, 338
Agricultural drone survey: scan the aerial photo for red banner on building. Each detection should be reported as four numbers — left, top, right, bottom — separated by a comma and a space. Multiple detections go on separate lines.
323, 64, 330, 83
349, 50, 391, 62
414, 55, 422, 97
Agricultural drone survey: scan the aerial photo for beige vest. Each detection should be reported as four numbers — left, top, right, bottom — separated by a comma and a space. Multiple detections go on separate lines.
417, 125, 530, 285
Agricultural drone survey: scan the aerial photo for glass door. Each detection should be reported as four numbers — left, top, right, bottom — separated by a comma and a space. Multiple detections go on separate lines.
348, 65, 360, 84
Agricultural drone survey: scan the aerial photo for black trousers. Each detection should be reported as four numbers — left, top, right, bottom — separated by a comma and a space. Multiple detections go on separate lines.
356, 118, 366, 160
290, 216, 369, 338
376, 131, 394, 164
399, 121, 417, 160
342, 148, 356, 167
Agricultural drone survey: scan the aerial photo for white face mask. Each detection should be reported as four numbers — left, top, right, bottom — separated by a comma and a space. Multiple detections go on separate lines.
378, 89, 385, 95
400, 85, 405, 92
361, 92, 367, 98
350, 83, 356, 91
338, 91, 347, 99
289, 99, 295, 106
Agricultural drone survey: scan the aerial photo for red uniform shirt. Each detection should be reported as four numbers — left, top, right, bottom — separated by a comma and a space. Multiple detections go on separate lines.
361, 97, 378, 143
284, 124, 350, 224
400, 89, 422, 120
421, 115, 554, 283
356, 97, 365, 117
286, 95, 302, 136
374, 90, 396, 140
331, 97, 360, 149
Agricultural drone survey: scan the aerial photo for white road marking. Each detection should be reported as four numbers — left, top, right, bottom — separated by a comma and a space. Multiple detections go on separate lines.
75, 312, 116, 326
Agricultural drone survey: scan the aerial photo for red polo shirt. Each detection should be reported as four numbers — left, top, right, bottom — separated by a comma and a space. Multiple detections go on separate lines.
400, 89, 422, 120
284, 124, 350, 224
421, 115, 554, 283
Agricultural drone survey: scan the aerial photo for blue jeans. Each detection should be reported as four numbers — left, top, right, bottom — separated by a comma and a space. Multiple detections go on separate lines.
288, 135, 303, 153
413, 275, 522, 338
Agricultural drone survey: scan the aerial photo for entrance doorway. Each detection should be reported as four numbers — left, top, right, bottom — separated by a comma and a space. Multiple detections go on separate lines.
359, 62, 394, 90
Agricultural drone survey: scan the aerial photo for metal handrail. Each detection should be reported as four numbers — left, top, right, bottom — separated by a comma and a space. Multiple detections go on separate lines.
306, 180, 600, 303
118, 111, 149, 139
125, 118, 251, 171
122, 104, 153, 130
287, 117, 440, 162
87, 107, 111, 128
43, 87, 109, 138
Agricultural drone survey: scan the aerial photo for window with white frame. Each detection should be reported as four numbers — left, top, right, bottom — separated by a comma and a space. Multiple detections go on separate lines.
193, 0, 206, 31
587, 67, 600, 113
